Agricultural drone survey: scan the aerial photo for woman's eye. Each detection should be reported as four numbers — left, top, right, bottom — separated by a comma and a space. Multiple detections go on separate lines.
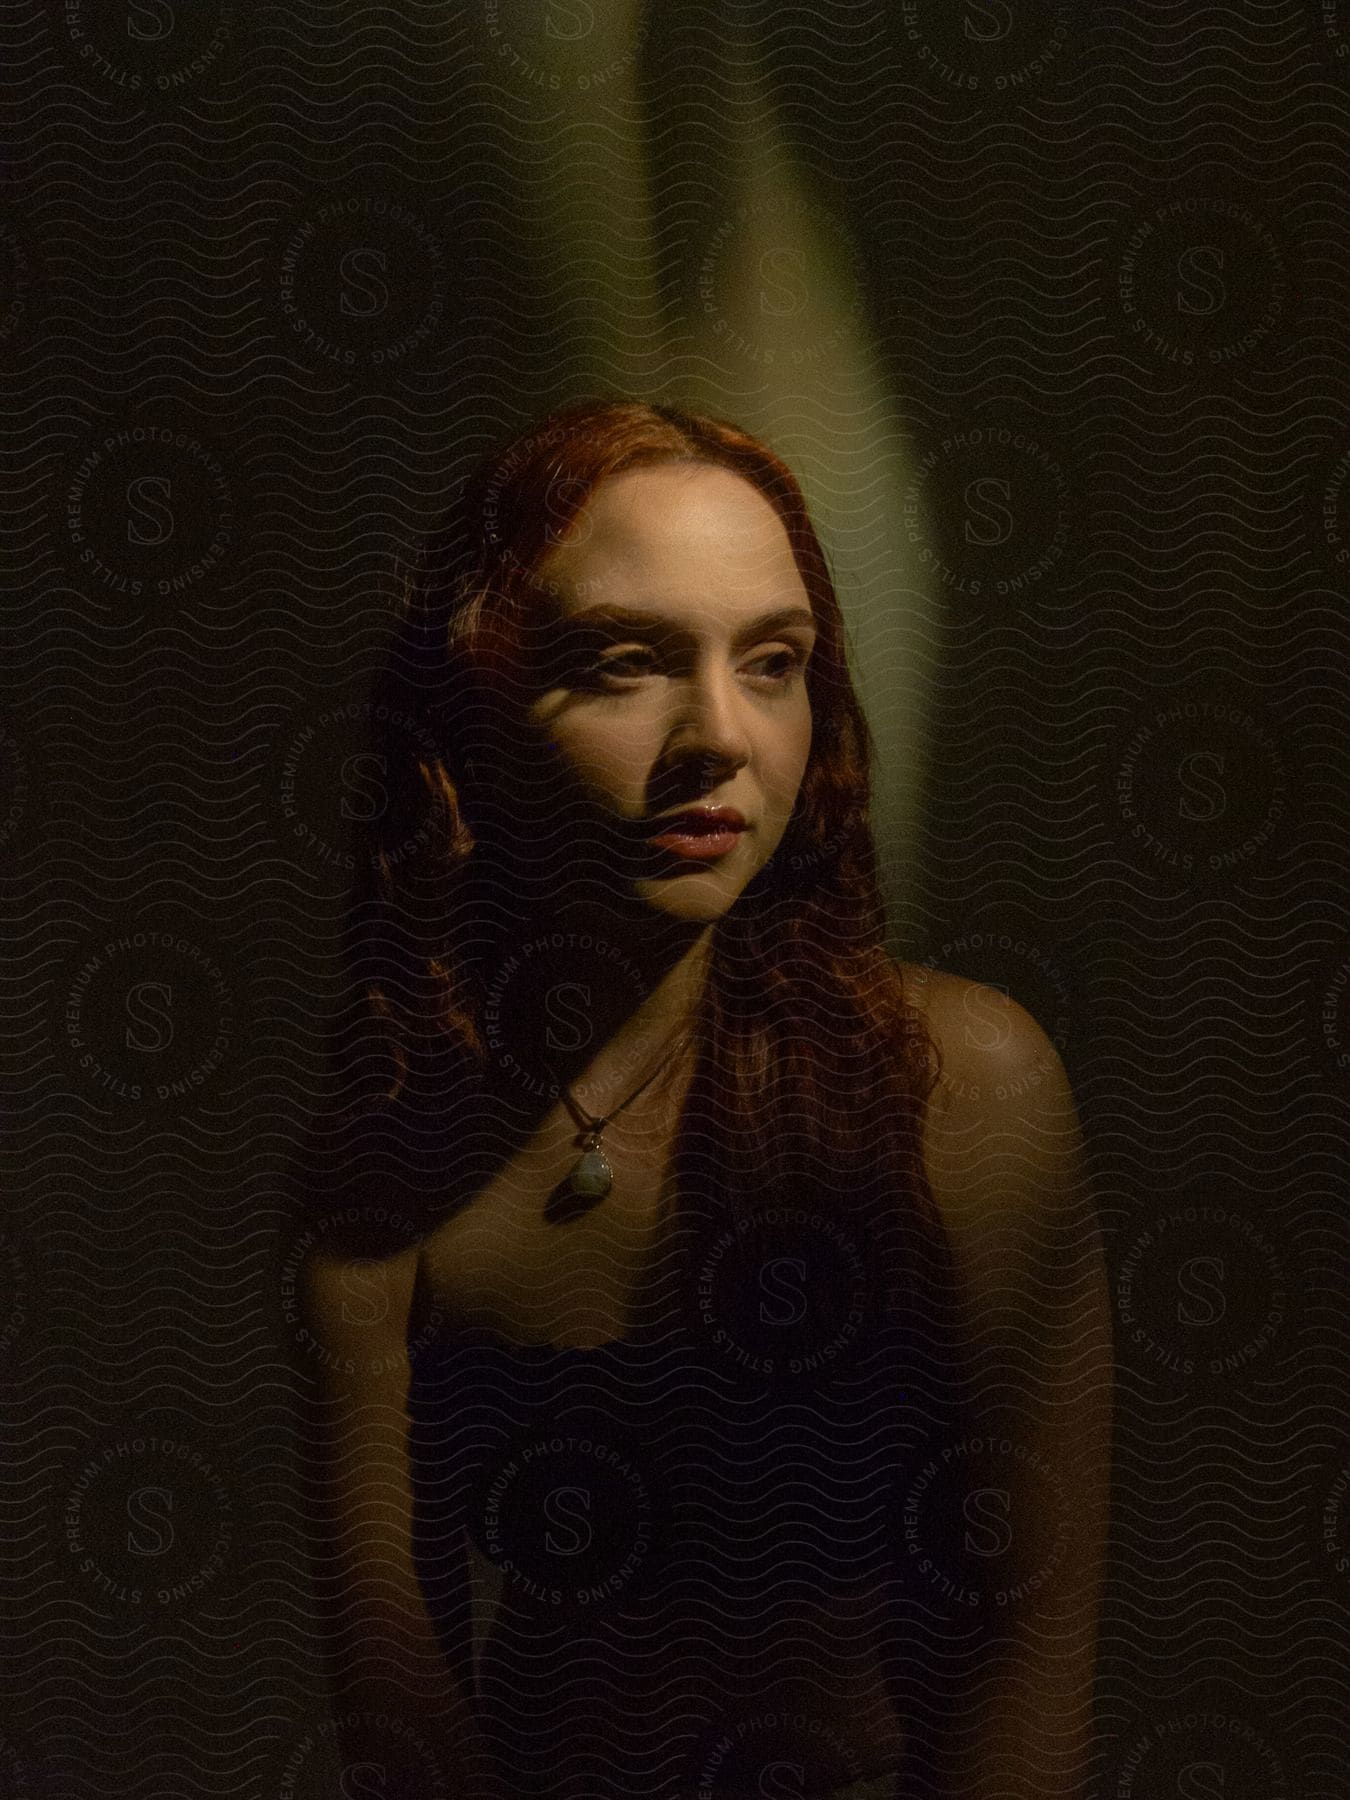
587, 647, 807, 686
748, 649, 806, 684
593, 651, 655, 680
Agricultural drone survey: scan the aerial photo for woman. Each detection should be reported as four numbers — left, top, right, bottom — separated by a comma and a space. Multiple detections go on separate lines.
296, 398, 1111, 1800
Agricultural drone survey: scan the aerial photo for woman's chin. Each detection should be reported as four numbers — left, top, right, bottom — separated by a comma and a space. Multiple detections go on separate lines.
630, 867, 747, 921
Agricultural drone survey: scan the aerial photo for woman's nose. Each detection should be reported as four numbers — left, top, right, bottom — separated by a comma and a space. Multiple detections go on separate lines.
664, 662, 752, 771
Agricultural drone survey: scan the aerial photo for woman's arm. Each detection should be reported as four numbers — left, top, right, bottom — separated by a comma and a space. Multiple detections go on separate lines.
297, 1244, 502, 1800
913, 970, 1113, 1800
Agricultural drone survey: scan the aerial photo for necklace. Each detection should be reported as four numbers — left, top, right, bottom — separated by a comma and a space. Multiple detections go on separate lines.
554, 1024, 697, 1200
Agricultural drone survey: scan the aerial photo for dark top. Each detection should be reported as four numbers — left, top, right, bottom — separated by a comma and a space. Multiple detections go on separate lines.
406, 1197, 969, 1800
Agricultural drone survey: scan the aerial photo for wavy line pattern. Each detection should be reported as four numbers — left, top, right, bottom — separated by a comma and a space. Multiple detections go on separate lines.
2, 2, 1346, 1798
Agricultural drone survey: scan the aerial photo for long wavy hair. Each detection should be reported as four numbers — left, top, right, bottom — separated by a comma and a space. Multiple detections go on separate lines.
322, 397, 945, 1304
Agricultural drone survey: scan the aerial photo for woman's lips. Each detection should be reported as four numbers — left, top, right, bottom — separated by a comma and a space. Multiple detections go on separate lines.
645, 817, 747, 859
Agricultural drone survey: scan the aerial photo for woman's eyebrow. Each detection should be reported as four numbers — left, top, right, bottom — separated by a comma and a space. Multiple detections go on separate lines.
565, 604, 817, 644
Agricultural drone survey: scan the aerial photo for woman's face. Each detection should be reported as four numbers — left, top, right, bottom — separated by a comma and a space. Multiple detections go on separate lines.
513, 461, 816, 926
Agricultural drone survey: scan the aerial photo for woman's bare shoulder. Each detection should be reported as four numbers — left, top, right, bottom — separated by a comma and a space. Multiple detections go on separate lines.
895, 966, 1110, 1788
896, 958, 1086, 1230
896, 959, 1110, 1422
899, 958, 1072, 1114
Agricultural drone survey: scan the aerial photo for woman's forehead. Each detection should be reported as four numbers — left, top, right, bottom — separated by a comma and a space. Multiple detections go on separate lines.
533, 463, 805, 617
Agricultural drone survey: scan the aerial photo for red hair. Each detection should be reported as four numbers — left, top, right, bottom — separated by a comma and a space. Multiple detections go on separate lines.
327, 397, 943, 1285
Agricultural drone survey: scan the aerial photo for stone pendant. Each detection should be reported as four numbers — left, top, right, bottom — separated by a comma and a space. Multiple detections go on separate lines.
566, 1134, 613, 1199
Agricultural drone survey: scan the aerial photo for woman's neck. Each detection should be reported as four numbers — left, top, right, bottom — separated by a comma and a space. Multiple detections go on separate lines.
489, 903, 712, 1121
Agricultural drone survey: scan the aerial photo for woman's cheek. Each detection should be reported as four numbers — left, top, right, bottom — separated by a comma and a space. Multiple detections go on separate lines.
566, 726, 650, 800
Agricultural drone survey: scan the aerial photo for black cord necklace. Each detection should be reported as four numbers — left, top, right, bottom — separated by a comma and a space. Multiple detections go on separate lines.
554, 1024, 697, 1199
